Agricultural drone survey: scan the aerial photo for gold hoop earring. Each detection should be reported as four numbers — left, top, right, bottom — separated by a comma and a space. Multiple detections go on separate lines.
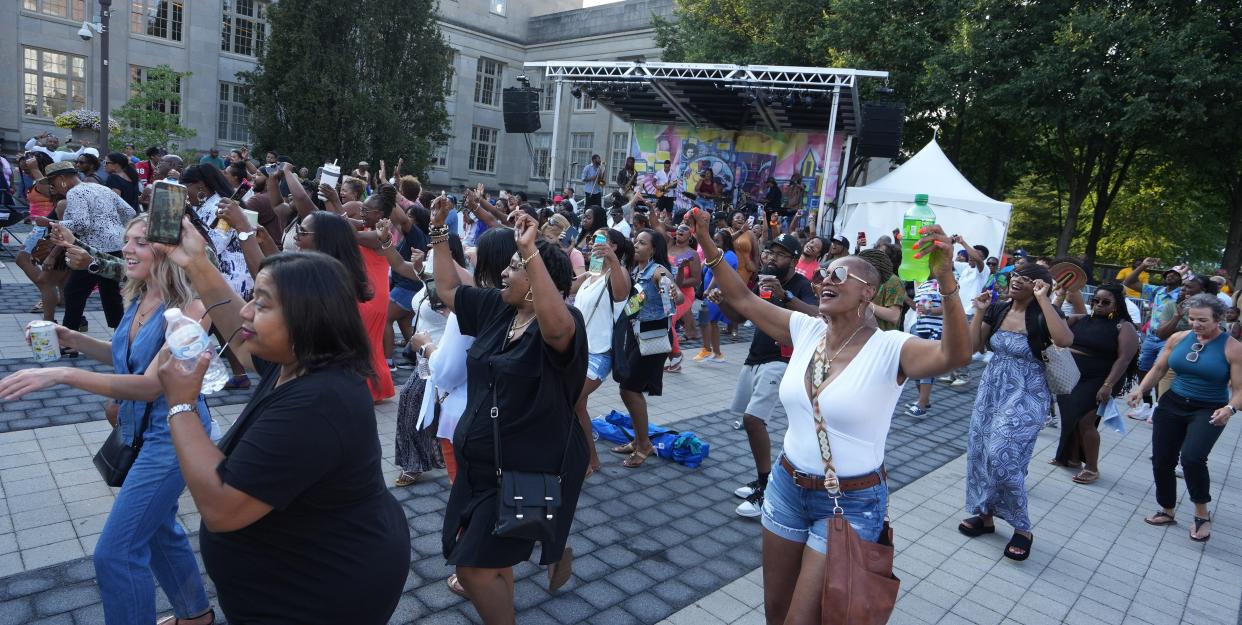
524, 289, 534, 302
857, 302, 866, 319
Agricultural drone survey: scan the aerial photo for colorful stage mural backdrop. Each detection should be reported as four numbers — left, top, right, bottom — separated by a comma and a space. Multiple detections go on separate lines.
628, 123, 844, 215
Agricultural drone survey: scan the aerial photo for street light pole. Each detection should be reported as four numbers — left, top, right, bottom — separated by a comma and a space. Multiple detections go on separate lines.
98, 0, 112, 150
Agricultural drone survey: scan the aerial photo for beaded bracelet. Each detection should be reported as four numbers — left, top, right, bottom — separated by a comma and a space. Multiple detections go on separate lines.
428, 225, 450, 237
429, 235, 449, 246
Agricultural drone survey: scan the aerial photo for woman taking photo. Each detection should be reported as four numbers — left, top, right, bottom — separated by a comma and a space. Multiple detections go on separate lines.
611, 228, 683, 468
960, 264, 1073, 561
686, 210, 971, 624
1128, 294, 1241, 542
572, 228, 633, 475
1052, 283, 1139, 484
0, 215, 214, 625
154, 220, 411, 623
430, 197, 588, 624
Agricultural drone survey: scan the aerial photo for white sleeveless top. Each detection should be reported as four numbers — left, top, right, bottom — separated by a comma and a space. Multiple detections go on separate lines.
779, 312, 911, 477
572, 272, 626, 354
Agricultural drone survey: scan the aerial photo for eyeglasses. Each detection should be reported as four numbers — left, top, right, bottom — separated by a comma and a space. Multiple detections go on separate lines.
1089, 298, 1113, 306
294, 221, 314, 238
823, 266, 872, 288
762, 249, 793, 261
1187, 341, 1205, 363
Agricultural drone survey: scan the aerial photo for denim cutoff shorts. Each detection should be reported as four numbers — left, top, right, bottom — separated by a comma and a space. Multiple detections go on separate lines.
761, 454, 888, 554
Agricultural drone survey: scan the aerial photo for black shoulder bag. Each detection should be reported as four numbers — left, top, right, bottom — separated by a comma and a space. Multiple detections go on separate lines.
93, 402, 155, 487
490, 365, 573, 543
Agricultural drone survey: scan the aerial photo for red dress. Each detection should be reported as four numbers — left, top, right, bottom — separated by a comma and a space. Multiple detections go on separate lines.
359, 245, 395, 402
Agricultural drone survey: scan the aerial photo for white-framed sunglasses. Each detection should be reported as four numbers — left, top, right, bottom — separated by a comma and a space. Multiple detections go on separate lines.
823, 265, 872, 287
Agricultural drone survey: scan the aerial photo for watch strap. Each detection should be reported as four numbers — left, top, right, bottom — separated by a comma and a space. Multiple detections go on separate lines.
167, 403, 197, 422
237, 230, 255, 241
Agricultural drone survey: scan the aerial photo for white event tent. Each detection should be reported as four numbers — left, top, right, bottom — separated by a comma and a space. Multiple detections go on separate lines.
834, 139, 1012, 260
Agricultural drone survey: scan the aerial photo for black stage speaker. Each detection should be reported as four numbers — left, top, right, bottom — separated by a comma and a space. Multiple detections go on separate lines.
503, 88, 541, 133
858, 102, 905, 159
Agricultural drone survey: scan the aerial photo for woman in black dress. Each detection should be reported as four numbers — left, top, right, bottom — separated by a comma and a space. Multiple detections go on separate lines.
154, 222, 410, 625
1052, 282, 1139, 483
429, 196, 588, 625
103, 152, 141, 210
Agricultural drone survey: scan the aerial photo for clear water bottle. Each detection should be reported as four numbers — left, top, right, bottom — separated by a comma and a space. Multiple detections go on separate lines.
659, 275, 676, 316
164, 308, 230, 395
588, 230, 608, 274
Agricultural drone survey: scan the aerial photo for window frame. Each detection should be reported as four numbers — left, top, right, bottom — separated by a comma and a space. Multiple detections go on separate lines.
22, 0, 86, 22
221, 0, 269, 58
574, 92, 596, 112
217, 82, 253, 145
473, 57, 503, 108
538, 70, 557, 112
22, 47, 87, 121
569, 133, 594, 177
530, 133, 552, 180
469, 125, 500, 175
431, 143, 449, 170
129, 66, 185, 123
490, 0, 507, 16
610, 132, 630, 175
130, 0, 186, 45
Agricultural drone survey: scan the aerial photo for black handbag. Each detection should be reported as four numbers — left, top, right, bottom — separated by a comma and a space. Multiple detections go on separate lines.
490, 386, 571, 544
92, 402, 154, 488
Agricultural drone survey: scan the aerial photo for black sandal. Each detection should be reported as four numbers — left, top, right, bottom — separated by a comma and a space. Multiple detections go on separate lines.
958, 516, 996, 537
1191, 516, 1212, 543
1004, 533, 1033, 561
1144, 510, 1177, 526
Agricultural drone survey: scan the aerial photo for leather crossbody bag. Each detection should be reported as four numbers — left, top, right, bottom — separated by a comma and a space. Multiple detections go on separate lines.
93, 402, 154, 487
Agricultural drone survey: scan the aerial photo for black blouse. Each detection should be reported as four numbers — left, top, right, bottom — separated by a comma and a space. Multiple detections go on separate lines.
200, 358, 410, 625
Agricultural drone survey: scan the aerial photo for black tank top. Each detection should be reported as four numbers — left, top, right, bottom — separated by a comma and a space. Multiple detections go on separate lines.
1070, 315, 1120, 361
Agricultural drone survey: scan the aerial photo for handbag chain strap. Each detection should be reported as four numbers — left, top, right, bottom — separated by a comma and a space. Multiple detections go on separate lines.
805, 330, 844, 508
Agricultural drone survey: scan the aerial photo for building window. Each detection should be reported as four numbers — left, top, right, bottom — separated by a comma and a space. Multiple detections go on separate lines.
22, 48, 86, 119
444, 50, 456, 98
129, 66, 183, 121
490, 0, 506, 16
131, 1, 184, 42
432, 143, 448, 169
611, 132, 630, 173
23, 0, 85, 20
218, 82, 252, 143
574, 92, 595, 111
539, 70, 556, 111
531, 133, 551, 179
473, 58, 502, 107
570, 133, 594, 176
470, 126, 499, 174
222, 0, 268, 57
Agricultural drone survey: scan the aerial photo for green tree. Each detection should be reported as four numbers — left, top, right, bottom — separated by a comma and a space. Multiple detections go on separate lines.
241, 0, 450, 175
112, 65, 196, 152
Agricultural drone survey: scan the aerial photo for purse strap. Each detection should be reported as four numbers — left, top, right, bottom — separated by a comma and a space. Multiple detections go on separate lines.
805, 330, 844, 501
131, 402, 155, 451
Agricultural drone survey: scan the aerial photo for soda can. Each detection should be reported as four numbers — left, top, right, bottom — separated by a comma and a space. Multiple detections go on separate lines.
28, 321, 60, 363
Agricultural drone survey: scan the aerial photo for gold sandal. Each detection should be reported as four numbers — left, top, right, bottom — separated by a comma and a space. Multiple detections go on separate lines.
622, 445, 654, 468
610, 441, 636, 455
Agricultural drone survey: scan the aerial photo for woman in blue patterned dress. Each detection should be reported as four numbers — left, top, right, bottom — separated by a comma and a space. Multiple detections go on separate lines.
960, 264, 1073, 560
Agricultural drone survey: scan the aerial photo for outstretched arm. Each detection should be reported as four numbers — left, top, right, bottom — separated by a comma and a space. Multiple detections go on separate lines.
898, 225, 974, 380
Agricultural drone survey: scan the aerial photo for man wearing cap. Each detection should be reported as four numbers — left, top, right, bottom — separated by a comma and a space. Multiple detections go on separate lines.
708, 234, 818, 518
38, 161, 136, 332
23, 131, 85, 163
826, 236, 849, 262
1122, 257, 1183, 404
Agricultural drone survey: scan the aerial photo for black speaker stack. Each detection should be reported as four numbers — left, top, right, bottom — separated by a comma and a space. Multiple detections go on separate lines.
502, 88, 541, 134
858, 102, 905, 159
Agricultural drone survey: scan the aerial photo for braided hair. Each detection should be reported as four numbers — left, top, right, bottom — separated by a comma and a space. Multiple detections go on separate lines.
856, 248, 894, 286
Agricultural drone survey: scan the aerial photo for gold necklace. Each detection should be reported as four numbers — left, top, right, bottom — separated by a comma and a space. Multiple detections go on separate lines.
507, 312, 536, 340
809, 324, 867, 390
135, 296, 162, 327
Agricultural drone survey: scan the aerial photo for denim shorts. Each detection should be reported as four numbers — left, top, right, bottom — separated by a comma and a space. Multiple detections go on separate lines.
23, 226, 47, 254
389, 285, 419, 312
587, 352, 613, 381
761, 454, 888, 554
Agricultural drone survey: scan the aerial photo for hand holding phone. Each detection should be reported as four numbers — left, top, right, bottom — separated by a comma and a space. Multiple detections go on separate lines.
147, 180, 189, 245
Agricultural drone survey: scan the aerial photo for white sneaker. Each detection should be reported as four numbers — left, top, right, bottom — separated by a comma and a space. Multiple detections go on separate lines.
736, 490, 763, 518
734, 479, 760, 499
949, 378, 969, 388
937, 374, 954, 383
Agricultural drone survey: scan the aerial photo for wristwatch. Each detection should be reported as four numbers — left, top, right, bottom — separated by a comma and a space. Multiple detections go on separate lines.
1228, 405, 1238, 415
86, 259, 101, 274
237, 230, 255, 242
167, 403, 198, 424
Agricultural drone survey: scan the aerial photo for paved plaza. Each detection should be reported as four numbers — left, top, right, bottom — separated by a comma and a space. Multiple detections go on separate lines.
0, 251, 1240, 624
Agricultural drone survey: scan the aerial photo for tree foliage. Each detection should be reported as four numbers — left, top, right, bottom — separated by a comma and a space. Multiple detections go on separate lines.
112, 65, 196, 152
241, 0, 450, 176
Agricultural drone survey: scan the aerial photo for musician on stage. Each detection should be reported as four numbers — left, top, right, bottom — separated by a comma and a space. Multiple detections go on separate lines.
615, 157, 637, 195
695, 168, 723, 212
581, 154, 604, 207
782, 177, 806, 230
654, 160, 677, 215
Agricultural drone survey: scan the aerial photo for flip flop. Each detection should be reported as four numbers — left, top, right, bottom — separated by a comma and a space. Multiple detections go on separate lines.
1191, 516, 1212, 543
446, 574, 468, 597
1071, 470, 1099, 484
1144, 510, 1176, 526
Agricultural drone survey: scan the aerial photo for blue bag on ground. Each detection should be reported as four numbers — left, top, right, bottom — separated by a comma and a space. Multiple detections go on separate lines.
590, 410, 710, 468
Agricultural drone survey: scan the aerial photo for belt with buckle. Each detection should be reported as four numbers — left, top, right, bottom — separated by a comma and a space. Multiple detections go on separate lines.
780, 456, 885, 492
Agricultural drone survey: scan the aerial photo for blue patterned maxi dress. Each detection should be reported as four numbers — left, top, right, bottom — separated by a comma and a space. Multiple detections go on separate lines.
965, 330, 1050, 532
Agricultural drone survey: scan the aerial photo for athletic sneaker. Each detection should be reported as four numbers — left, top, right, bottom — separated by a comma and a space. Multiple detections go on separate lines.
386, 358, 399, 372
693, 348, 712, 362
734, 479, 760, 499
711, 353, 727, 363
949, 378, 969, 388
907, 405, 928, 417
937, 374, 955, 383
736, 489, 764, 518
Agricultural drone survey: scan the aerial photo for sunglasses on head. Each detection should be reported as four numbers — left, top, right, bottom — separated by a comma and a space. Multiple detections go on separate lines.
823, 266, 872, 287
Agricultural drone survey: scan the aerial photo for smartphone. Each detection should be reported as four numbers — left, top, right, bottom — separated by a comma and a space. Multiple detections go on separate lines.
147, 180, 188, 245
230, 180, 252, 202
747, 216, 755, 226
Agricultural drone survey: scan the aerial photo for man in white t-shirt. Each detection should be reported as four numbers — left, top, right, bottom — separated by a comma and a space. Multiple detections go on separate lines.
939, 237, 990, 386
608, 206, 631, 238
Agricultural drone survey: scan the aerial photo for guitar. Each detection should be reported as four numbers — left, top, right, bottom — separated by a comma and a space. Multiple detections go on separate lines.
655, 177, 680, 198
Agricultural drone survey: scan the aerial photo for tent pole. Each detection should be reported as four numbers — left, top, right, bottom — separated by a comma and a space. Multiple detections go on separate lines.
815, 86, 841, 235
549, 80, 564, 198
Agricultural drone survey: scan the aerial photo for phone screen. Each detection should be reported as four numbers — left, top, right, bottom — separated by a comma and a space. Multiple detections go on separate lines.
230, 180, 252, 202
148, 181, 188, 245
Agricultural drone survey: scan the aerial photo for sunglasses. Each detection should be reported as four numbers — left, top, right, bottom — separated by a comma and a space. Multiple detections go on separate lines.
1089, 298, 1113, 306
823, 266, 872, 287
1187, 341, 1205, 363
294, 221, 314, 237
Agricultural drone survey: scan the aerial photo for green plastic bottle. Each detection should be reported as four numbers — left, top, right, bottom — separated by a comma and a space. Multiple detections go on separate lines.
898, 194, 936, 282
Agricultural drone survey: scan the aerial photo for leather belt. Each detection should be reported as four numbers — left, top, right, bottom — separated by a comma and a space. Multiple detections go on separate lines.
780, 455, 885, 492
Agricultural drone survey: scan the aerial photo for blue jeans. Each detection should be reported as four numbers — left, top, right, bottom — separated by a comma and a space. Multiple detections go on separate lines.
95, 415, 210, 624
761, 454, 888, 554
1139, 333, 1166, 372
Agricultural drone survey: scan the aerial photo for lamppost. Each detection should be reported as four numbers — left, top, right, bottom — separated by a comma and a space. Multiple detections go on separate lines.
77, 0, 111, 149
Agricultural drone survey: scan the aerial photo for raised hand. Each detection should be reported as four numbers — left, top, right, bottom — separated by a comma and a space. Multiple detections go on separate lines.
152, 216, 207, 269
429, 193, 452, 227
1140, 257, 1159, 269
1032, 279, 1052, 300
375, 218, 393, 247
972, 291, 991, 312
48, 222, 75, 247
216, 198, 251, 232
912, 224, 954, 281
511, 210, 539, 253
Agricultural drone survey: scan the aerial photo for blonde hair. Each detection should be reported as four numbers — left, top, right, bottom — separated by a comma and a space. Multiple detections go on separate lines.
120, 215, 198, 310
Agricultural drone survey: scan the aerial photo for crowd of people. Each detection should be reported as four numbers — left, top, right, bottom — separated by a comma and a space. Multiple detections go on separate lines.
0, 137, 1239, 624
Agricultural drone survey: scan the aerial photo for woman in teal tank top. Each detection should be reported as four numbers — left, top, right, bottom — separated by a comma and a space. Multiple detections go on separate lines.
1127, 294, 1242, 543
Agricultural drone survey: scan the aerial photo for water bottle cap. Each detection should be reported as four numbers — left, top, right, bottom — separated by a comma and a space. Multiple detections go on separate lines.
914, 194, 929, 204
163, 308, 182, 321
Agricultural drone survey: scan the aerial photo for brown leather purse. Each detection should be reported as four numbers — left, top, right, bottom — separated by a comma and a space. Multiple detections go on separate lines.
806, 332, 900, 625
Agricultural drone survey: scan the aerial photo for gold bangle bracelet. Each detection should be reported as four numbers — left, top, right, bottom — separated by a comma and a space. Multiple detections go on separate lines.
704, 250, 725, 269
518, 250, 539, 268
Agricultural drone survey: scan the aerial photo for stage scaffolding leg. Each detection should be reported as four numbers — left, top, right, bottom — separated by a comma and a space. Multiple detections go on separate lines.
815, 86, 841, 236
549, 80, 564, 197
